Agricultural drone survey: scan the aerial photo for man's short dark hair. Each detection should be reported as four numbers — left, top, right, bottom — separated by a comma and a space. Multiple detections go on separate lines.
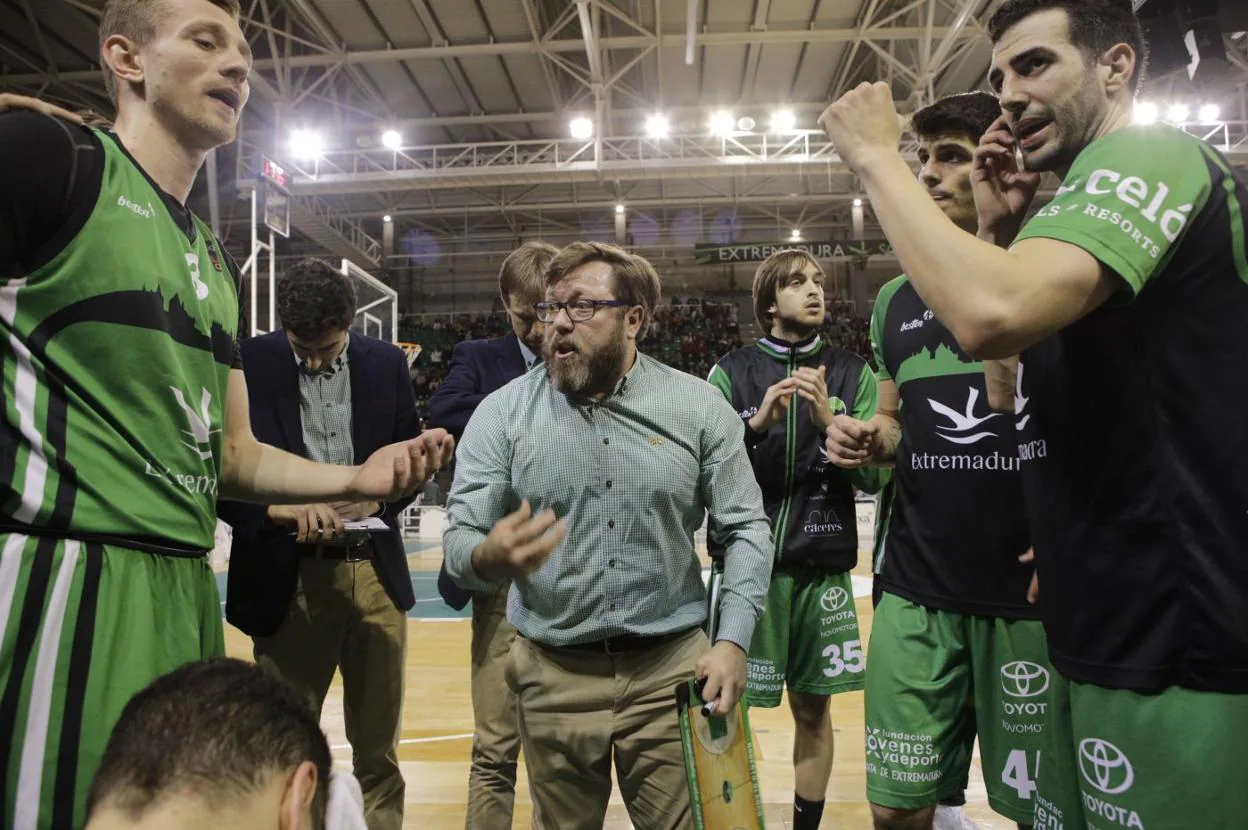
988, 0, 1147, 93
911, 92, 1001, 144
87, 658, 332, 827
276, 258, 357, 340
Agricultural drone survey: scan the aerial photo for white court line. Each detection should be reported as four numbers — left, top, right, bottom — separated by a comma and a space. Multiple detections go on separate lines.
331, 732, 474, 751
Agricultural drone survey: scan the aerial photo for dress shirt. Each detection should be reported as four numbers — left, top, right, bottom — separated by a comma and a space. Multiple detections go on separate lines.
444, 351, 773, 651
518, 339, 539, 371
296, 336, 353, 466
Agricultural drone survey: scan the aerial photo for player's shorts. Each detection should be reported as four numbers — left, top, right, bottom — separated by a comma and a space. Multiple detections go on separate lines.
864, 591, 1049, 824
1035, 668, 1248, 830
745, 564, 864, 708
0, 533, 224, 830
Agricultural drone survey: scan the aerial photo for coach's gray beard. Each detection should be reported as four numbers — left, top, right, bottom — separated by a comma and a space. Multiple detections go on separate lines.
547, 324, 627, 397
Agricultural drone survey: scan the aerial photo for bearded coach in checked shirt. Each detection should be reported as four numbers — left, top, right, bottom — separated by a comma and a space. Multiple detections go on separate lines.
444, 241, 774, 829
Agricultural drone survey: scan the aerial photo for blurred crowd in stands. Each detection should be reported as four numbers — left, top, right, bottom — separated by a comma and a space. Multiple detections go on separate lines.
400, 297, 873, 431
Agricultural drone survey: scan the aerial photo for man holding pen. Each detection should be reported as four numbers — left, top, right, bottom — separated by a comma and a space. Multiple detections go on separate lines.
444, 242, 773, 829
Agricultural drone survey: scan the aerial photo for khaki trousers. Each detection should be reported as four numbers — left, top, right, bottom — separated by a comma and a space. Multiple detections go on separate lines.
465, 582, 522, 829
254, 557, 407, 830
505, 627, 708, 830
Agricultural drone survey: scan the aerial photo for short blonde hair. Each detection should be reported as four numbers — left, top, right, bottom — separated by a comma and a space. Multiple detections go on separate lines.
100, 0, 242, 102
752, 249, 825, 331
498, 241, 558, 305
545, 242, 662, 340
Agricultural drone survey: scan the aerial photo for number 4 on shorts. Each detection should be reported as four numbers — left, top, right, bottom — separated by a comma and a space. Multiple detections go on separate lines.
1002, 749, 1038, 800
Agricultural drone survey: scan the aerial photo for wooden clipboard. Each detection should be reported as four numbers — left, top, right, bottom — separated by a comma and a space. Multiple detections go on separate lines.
676, 557, 765, 829
676, 678, 766, 830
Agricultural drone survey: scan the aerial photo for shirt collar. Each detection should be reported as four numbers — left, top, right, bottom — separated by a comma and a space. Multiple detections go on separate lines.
296, 333, 351, 376
757, 332, 822, 361
518, 339, 539, 370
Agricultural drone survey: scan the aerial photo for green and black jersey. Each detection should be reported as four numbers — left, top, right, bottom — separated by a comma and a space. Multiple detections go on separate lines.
1012, 124, 1248, 693
708, 334, 888, 571
0, 113, 243, 554
870, 276, 1035, 618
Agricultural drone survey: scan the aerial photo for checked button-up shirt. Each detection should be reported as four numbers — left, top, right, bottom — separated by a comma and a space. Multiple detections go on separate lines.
444, 351, 773, 651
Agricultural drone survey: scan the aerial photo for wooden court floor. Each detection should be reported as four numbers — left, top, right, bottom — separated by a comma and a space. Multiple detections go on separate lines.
219, 545, 1015, 829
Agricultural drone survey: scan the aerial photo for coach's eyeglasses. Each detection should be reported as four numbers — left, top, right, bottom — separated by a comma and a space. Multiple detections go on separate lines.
534, 299, 629, 323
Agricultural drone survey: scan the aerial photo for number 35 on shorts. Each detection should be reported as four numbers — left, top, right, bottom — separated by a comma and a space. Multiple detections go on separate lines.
823, 639, 865, 678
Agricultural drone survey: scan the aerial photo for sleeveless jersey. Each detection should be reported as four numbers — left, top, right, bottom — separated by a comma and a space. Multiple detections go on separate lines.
1, 129, 240, 553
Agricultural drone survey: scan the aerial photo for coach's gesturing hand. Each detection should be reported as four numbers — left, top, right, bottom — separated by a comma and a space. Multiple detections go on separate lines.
471, 500, 568, 581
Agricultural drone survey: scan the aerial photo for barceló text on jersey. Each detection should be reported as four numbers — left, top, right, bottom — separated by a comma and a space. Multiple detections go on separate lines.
1031, 168, 1192, 260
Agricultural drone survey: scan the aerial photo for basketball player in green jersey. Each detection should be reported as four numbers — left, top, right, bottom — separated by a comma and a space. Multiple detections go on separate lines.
0, 2, 452, 827
827, 92, 1048, 830
820, 1, 1248, 828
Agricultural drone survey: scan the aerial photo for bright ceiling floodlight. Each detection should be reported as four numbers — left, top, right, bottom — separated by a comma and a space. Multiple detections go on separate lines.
383, 214, 392, 223
615, 203, 625, 214
570, 117, 594, 139
1166, 103, 1190, 123
790, 228, 802, 240
709, 111, 735, 136
737, 116, 756, 131
289, 129, 324, 160
769, 109, 797, 133
1199, 103, 1221, 122
381, 129, 401, 150
1133, 101, 1159, 125
853, 198, 863, 207
645, 114, 670, 138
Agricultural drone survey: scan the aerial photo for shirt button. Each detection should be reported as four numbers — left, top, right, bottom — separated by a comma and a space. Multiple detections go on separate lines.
605, 480, 612, 488
609, 558, 616, 567
330, 431, 336, 437
609, 603, 616, 610
608, 520, 615, 529
603, 438, 609, 445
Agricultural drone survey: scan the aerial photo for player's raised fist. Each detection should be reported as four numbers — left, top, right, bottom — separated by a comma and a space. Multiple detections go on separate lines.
818, 81, 904, 171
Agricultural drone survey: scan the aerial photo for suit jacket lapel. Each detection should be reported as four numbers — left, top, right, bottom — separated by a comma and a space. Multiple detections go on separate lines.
275, 334, 306, 458
347, 336, 372, 464
499, 332, 527, 377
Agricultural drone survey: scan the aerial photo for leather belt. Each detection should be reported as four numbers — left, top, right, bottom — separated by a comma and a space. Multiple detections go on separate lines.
296, 539, 373, 562
553, 626, 697, 655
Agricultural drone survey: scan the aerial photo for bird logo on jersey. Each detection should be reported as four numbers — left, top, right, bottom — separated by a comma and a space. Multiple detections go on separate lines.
171, 387, 220, 460
185, 252, 210, 301
1015, 360, 1031, 430
929, 387, 1001, 445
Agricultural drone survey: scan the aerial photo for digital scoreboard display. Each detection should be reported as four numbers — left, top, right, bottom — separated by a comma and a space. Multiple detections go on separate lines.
260, 156, 289, 191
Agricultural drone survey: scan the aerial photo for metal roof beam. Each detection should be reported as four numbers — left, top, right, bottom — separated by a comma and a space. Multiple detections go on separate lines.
0, 25, 985, 85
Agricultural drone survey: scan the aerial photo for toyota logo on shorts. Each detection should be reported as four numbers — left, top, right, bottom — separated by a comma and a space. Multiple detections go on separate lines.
1078, 738, 1134, 795
999, 661, 1050, 698
820, 586, 849, 612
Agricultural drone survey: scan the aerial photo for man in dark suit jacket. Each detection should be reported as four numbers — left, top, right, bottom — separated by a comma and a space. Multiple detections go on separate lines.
217, 259, 421, 830
425, 241, 556, 830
